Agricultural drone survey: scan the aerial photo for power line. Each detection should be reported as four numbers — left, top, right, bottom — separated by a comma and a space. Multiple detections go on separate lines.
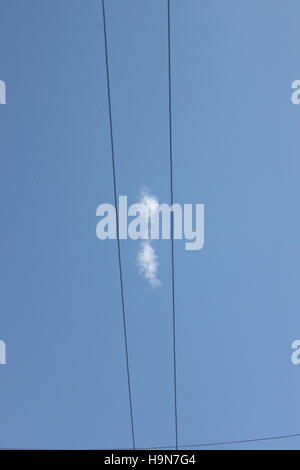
167, 0, 178, 451
101, 0, 136, 450
1, 432, 300, 450
129, 432, 300, 450
178, 433, 300, 448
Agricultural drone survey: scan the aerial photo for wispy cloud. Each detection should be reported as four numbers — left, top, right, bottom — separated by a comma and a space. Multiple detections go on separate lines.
137, 241, 161, 288
136, 189, 161, 288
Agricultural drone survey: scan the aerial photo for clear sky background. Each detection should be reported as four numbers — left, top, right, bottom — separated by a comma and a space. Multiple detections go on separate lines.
1, 0, 300, 450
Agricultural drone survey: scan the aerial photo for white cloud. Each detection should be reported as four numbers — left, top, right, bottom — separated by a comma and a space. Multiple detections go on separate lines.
136, 189, 161, 288
139, 189, 159, 220
137, 241, 161, 288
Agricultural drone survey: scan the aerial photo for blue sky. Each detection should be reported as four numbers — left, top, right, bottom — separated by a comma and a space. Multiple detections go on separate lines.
1, 0, 300, 450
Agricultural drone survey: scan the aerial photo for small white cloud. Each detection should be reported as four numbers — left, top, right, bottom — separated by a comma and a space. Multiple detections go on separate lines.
140, 191, 159, 216
137, 241, 161, 288
136, 189, 161, 288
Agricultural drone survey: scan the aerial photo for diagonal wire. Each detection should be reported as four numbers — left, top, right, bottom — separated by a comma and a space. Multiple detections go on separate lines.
1, 432, 300, 450
167, 0, 178, 450
116, 432, 300, 450
173, 432, 300, 449
101, 0, 136, 449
